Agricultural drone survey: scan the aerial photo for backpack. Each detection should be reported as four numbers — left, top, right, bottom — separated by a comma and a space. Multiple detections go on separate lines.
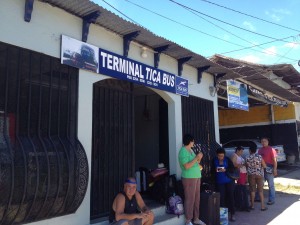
165, 195, 184, 217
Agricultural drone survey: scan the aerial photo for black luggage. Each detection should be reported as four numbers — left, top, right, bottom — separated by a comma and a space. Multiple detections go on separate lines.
234, 184, 249, 211
199, 192, 220, 225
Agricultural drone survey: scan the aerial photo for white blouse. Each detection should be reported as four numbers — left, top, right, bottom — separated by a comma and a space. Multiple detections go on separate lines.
234, 153, 247, 173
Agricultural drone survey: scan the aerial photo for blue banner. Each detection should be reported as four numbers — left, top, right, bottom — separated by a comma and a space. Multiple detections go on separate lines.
227, 80, 249, 111
61, 35, 189, 96
99, 48, 188, 96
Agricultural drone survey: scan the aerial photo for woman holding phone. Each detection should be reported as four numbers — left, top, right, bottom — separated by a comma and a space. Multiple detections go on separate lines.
178, 134, 206, 225
212, 147, 236, 222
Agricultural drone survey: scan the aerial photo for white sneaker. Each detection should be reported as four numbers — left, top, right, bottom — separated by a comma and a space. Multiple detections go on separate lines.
194, 219, 206, 225
185, 222, 193, 225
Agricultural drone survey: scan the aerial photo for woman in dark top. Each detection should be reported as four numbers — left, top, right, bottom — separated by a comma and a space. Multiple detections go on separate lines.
212, 147, 236, 222
109, 177, 154, 225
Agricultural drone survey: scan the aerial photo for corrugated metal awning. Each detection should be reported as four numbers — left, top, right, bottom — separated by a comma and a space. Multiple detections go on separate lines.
39, 0, 242, 80
38, 0, 300, 104
211, 55, 300, 103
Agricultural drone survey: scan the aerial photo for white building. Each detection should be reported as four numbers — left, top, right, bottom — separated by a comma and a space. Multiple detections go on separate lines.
0, 1, 239, 224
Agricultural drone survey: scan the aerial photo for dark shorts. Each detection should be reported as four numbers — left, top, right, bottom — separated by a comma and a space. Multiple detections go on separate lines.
248, 174, 264, 192
110, 218, 142, 225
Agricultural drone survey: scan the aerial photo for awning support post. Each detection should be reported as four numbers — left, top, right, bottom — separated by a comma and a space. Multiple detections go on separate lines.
82, 11, 101, 42
24, 0, 34, 22
178, 56, 192, 76
154, 45, 169, 68
197, 66, 210, 83
123, 31, 140, 57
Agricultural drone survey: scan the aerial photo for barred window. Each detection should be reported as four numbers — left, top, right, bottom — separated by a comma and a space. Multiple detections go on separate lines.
0, 42, 88, 224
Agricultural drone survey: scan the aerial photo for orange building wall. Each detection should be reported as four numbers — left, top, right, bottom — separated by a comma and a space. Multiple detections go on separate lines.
219, 104, 295, 126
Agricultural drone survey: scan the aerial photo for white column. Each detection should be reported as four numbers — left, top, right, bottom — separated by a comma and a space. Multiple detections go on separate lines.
168, 95, 183, 177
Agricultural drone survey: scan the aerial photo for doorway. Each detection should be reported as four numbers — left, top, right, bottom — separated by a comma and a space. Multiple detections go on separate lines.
90, 79, 169, 220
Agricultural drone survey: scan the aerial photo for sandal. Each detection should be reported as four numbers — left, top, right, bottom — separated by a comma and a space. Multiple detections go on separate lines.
261, 207, 268, 211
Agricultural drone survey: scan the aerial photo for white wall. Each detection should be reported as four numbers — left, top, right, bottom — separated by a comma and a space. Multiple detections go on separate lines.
0, 1, 219, 224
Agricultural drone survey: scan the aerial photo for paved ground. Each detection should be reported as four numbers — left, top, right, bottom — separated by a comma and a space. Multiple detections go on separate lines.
233, 162, 300, 225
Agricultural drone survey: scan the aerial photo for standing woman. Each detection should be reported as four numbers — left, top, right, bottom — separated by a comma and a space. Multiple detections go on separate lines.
212, 147, 236, 222
246, 146, 267, 211
231, 146, 249, 211
178, 134, 206, 225
231, 146, 247, 185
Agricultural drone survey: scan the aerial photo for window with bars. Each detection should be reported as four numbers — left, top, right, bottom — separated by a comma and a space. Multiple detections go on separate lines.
0, 42, 88, 224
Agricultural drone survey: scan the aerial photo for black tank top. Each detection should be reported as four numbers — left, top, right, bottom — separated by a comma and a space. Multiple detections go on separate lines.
109, 192, 140, 222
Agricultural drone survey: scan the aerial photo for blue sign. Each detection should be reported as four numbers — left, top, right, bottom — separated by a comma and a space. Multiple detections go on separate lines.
61, 35, 189, 96
99, 48, 189, 96
227, 80, 249, 111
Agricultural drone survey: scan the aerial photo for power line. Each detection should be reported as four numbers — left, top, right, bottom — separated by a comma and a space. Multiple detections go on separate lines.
274, 44, 296, 64
124, 0, 298, 61
169, 0, 293, 43
123, 0, 245, 47
219, 36, 299, 55
101, 0, 141, 26
182, 5, 298, 61
102, 0, 299, 63
198, 0, 300, 33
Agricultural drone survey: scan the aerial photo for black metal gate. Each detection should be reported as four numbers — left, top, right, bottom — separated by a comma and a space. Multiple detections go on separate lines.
181, 95, 220, 181
0, 42, 88, 224
91, 79, 135, 219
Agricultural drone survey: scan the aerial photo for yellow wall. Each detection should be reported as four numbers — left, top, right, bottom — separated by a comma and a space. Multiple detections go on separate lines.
219, 104, 295, 126
273, 104, 295, 121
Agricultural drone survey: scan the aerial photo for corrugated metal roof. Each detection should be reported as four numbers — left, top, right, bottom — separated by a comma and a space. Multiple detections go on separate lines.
38, 0, 300, 103
211, 55, 300, 102
39, 0, 242, 80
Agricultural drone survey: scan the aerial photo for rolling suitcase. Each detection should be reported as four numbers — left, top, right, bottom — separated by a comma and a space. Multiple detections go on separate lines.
234, 184, 249, 211
199, 192, 220, 225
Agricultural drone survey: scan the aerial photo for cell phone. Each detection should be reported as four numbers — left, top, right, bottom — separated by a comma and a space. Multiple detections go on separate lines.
217, 167, 224, 172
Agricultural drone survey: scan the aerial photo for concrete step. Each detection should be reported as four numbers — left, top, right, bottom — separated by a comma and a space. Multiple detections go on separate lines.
93, 203, 184, 225
154, 213, 185, 225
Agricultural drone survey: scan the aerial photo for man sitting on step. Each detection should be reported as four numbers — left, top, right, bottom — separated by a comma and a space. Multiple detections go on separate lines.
109, 177, 154, 225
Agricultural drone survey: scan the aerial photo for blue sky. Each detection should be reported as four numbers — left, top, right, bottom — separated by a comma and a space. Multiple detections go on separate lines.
92, 0, 300, 70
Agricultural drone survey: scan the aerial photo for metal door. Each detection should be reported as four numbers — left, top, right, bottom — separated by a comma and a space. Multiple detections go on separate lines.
91, 79, 135, 219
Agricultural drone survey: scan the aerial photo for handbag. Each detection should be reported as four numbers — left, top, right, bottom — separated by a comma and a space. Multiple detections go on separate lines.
265, 166, 273, 174
226, 167, 240, 180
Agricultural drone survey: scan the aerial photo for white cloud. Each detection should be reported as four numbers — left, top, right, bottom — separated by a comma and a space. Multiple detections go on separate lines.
272, 8, 291, 15
284, 42, 299, 49
263, 46, 277, 56
265, 11, 281, 21
265, 8, 292, 21
243, 21, 256, 31
240, 55, 261, 63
